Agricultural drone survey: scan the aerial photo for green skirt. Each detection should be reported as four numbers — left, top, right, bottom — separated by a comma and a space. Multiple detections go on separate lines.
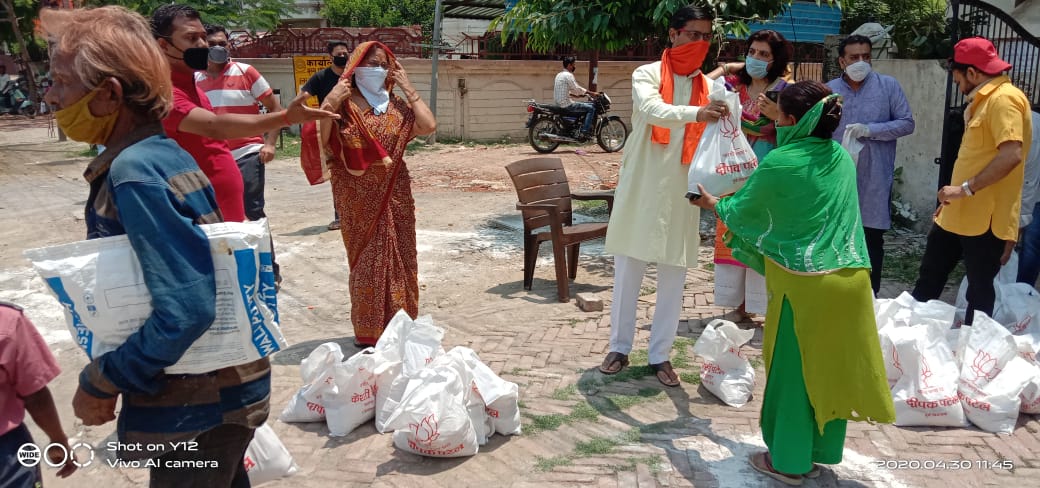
760, 296, 847, 475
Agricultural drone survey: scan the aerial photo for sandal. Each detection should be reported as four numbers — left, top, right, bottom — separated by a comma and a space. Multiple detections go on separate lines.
748, 452, 803, 486
805, 464, 822, 479
649, 361, 680, 387
598, 352, 629, 375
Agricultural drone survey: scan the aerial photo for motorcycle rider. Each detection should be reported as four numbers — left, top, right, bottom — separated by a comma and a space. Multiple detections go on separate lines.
554, 56, 598, 140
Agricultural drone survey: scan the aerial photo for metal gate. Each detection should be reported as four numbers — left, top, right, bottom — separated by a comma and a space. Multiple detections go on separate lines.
936, 0, 1040, 190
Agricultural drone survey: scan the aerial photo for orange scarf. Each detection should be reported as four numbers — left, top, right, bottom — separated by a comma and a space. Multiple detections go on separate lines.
651, 40, 711, 164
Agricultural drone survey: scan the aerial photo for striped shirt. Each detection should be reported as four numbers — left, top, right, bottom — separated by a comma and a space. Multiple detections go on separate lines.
195, 61, 274, 158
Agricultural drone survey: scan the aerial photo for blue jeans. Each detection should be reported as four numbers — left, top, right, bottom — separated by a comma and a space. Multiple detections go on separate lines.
1018, 200, 1040, 285
567, 102, 596, 135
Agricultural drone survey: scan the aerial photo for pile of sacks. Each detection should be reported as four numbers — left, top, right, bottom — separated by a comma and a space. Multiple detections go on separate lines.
280, 310, 522, 457
875, 286, 1040, 434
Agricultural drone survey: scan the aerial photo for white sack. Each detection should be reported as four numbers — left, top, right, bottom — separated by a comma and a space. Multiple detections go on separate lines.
384, 366, 479, 457
24, 219, 286, 374
279, 389, 325, 423
323, 349, 379, 436
957, 312, 1031, 432
243, 424, 298, 486
686, 77, 758, 198
450, 346, 522, 436
691, 319, 756, 407
955, 251, 1018, 317
890, 324, 967, 427
959, 356, 1033, 433
1019, 363, 1040, 414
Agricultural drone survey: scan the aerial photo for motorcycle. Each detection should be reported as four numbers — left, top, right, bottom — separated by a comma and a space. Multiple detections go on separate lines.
0, 76, 37, 117
525, 92, 628, 154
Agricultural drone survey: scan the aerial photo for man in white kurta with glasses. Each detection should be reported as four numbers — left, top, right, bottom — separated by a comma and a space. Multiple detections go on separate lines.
599, 4, 729, 388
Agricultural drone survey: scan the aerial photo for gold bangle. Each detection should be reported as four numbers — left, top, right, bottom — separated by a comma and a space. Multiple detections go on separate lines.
407, 94, 421, 103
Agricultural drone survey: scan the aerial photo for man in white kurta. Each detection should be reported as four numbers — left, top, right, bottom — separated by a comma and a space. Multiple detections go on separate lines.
600, 5, 729, 387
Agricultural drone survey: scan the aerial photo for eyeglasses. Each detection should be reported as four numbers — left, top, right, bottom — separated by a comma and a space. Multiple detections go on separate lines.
678, 29, 713, 42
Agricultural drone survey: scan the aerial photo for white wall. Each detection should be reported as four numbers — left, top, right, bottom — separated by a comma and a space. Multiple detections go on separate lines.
871, 59, 949, 231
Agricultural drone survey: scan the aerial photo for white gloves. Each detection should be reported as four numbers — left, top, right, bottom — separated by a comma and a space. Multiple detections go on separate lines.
844, 123, 871, 140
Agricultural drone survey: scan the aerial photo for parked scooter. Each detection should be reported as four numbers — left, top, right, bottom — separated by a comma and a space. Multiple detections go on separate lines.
0, 75, 37, 116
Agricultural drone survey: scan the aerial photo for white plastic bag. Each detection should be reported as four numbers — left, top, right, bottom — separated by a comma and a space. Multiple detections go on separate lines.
279, 389, 325, 423
375, 311, 446, 431
454, 347, 522, 436
841, 130, 865, 164
430, 348, 493, 445
890, 324, 967, 427
323, 349, 379, 436
383, 366, 480, 458
691, 319, 756, 407
279, 342, 344, 423
959, 356, 1033, 433
372, 352, 403, 433
686, 78, 758, 198
955, 251, 1018, 315
993, 283, 1040, 335
243, 424, 298, 486
957, 312, 1031, 432
24, 219, 287, 374
1019, 363, 1040, 414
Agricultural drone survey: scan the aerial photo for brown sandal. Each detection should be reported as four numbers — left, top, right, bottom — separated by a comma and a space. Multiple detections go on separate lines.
748, 452, 803, 486
598, 352, 629, 375
649, 361, 680, 387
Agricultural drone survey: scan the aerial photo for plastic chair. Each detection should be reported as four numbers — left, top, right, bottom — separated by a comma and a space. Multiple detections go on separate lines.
505, 157, 614, 302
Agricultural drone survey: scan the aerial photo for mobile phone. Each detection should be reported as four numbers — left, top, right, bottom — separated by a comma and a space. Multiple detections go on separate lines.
765, 90, 780, 103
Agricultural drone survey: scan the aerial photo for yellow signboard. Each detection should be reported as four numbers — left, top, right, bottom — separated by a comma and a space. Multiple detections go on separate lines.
292, 55, 331, 108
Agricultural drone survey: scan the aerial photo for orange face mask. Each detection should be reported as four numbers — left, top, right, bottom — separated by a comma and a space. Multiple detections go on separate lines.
667, 40, 710, 76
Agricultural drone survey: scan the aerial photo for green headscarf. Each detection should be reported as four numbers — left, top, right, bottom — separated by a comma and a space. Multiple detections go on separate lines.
715, 94, 870, 275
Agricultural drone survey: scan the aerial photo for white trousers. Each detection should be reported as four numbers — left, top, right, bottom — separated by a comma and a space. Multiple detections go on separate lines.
608, 254, 687, 364
713, 263, 768, 315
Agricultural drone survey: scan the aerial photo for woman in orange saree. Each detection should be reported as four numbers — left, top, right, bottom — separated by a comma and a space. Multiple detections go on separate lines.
320, 41, 437, 346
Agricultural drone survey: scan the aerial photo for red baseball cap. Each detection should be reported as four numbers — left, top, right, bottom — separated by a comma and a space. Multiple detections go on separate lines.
953, 37, 1012, 73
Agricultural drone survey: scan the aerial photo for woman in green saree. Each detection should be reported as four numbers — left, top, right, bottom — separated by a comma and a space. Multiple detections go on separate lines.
690, 81, 895, 486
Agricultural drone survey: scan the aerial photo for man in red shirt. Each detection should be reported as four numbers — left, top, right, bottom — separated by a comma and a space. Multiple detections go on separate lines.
151, 4, 335, 222
197, 24, 284, 282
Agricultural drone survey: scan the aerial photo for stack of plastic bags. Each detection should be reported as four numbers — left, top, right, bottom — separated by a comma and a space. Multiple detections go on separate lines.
875, 289, 1040, 433
280, 310, 522, 457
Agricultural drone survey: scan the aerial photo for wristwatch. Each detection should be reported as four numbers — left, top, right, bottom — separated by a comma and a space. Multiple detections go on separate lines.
961, 181, 975, 196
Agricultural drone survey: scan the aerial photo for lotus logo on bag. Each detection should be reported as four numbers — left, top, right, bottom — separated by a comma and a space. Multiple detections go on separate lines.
971, 351, 1003, 381
920, 356, 933, 388
720, 113, 740, 139
411, 413, 441, 445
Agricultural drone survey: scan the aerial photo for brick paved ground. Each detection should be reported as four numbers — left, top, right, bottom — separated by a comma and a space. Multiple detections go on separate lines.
5, 132, 1037, 488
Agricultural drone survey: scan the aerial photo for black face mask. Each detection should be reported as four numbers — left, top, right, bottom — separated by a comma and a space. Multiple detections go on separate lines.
182, 47, 210, 71
333, 55, 348, 68
163, 36, 210, 71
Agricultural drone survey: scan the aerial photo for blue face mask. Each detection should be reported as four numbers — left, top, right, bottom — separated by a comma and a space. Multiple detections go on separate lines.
745, 56, 770, 79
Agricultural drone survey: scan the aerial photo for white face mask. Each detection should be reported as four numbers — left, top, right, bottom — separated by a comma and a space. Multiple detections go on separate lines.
844, 60, 872, 82
354, 67, 390, 114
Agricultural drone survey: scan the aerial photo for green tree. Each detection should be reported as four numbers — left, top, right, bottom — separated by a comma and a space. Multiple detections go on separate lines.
0, 0, 47, 62
841, 0, 950, 59
322, 0, 435, 37
86, 0, 298, 33
491, 0, 792, 53
490, 0, 793, 89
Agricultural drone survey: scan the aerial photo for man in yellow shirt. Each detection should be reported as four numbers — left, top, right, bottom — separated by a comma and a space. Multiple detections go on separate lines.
912, 37, 1032, 324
